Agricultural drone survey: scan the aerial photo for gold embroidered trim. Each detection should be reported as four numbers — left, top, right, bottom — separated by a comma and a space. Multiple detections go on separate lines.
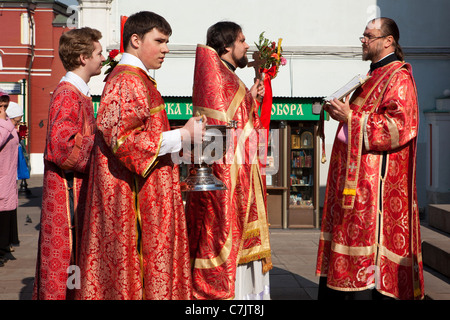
150, 104, 165, 115
193, 106, 228, 123
237, 165, 272, 268
62, 171, 73, 263
385, 114, 400, 149
133, 177, 145, 299
238, 249, 272, 265
113, 131, 136, 154
320, 236, 413, 267
193, 226, 233, 269
341, 112, 364, 209
243, 228, 260, 239
193, 82, 246, 124
342, 188, 356, 196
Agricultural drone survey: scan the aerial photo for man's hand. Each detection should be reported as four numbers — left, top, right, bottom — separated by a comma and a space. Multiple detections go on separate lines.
180, 115, 207, 144
250, 78, 265, 102
324, 94, 351, 122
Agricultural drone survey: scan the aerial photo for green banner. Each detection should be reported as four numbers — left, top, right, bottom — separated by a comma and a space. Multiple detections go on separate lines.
164, 97, 193, 120
268, 98, 321, 121
92, 96, 322, 121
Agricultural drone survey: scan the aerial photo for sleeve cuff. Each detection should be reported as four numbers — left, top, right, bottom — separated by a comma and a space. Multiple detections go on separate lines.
160, 129, 182, 156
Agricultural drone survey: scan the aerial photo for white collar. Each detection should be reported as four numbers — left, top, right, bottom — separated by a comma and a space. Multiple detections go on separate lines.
60, 71, 90, 97
118, 53, 152, 78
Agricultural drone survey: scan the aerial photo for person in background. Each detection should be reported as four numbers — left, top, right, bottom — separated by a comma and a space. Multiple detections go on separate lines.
33, 27, 105, 299
6, 102, 23, 129
3, 102, 25, 254
7, 102, 30, 192
0, 90, 19, 267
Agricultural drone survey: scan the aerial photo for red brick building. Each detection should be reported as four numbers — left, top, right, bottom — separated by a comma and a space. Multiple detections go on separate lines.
0, 0, 72, 173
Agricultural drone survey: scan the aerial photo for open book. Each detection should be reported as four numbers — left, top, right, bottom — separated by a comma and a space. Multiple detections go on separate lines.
324, 74, 370, 102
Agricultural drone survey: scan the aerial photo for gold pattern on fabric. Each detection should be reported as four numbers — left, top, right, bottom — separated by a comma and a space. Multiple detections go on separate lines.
141, 133, 163, 178
192, 104, 268, 270
344, 62, 407, 210
113, 130, 141, 153
193, 83, 246, 123
61, 133, 83, 170
369, 63, 407, 113
112, 130, 162, 177
354, 63, 399, 112
317, 61, 424, 299
191, 102, 240, 269
226, 82, 247, 120
187, 43, 272, 298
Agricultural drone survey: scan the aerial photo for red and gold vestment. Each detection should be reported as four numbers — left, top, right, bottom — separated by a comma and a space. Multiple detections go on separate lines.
33, 82, 96, 300
185, 45, 272, 300
76, 65, 192, 300
316, 60, 424, 300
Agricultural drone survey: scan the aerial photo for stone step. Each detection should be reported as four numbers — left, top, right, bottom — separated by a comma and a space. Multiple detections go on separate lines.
428, 204, 450, 234
423, 266, 450, 300
421, 224, 450, 279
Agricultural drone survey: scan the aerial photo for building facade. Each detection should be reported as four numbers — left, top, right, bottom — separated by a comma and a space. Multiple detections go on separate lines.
2, 0, 449, 226
0, 0, 72, 172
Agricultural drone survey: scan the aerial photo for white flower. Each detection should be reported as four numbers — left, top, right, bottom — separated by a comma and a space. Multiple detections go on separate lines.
113, 53, 123, 63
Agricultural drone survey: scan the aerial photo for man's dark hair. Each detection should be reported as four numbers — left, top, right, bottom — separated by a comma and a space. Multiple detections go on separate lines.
206, 21, 242, 57
122, 11, 172, 51
376, 17, 404, 61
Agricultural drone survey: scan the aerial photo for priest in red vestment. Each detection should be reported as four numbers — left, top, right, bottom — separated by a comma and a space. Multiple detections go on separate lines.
76, 11, 204, 300
185, 22, 272, 300
316, 17, 424, 300
33, 27, 105, 300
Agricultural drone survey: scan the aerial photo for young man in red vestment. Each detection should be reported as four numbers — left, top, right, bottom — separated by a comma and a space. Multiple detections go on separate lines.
185, 21, 272, 300
33, 27, 105, 300
316, 17, 424, 300
76, 11, 205, 300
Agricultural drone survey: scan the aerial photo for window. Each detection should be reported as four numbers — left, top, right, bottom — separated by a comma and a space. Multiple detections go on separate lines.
21, 13, 35, 45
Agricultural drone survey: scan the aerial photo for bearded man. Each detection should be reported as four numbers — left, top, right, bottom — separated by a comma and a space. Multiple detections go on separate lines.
185, 21, 272, 300
316, 17, 424, 300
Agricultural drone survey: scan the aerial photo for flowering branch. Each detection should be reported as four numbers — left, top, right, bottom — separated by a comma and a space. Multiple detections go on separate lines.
254, 32, 286, 79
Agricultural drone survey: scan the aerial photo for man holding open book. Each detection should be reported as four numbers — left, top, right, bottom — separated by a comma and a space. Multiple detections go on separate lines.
316, 17, 424, 300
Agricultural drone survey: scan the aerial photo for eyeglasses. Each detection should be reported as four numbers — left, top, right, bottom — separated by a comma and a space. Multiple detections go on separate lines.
359, 35, 387, 43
